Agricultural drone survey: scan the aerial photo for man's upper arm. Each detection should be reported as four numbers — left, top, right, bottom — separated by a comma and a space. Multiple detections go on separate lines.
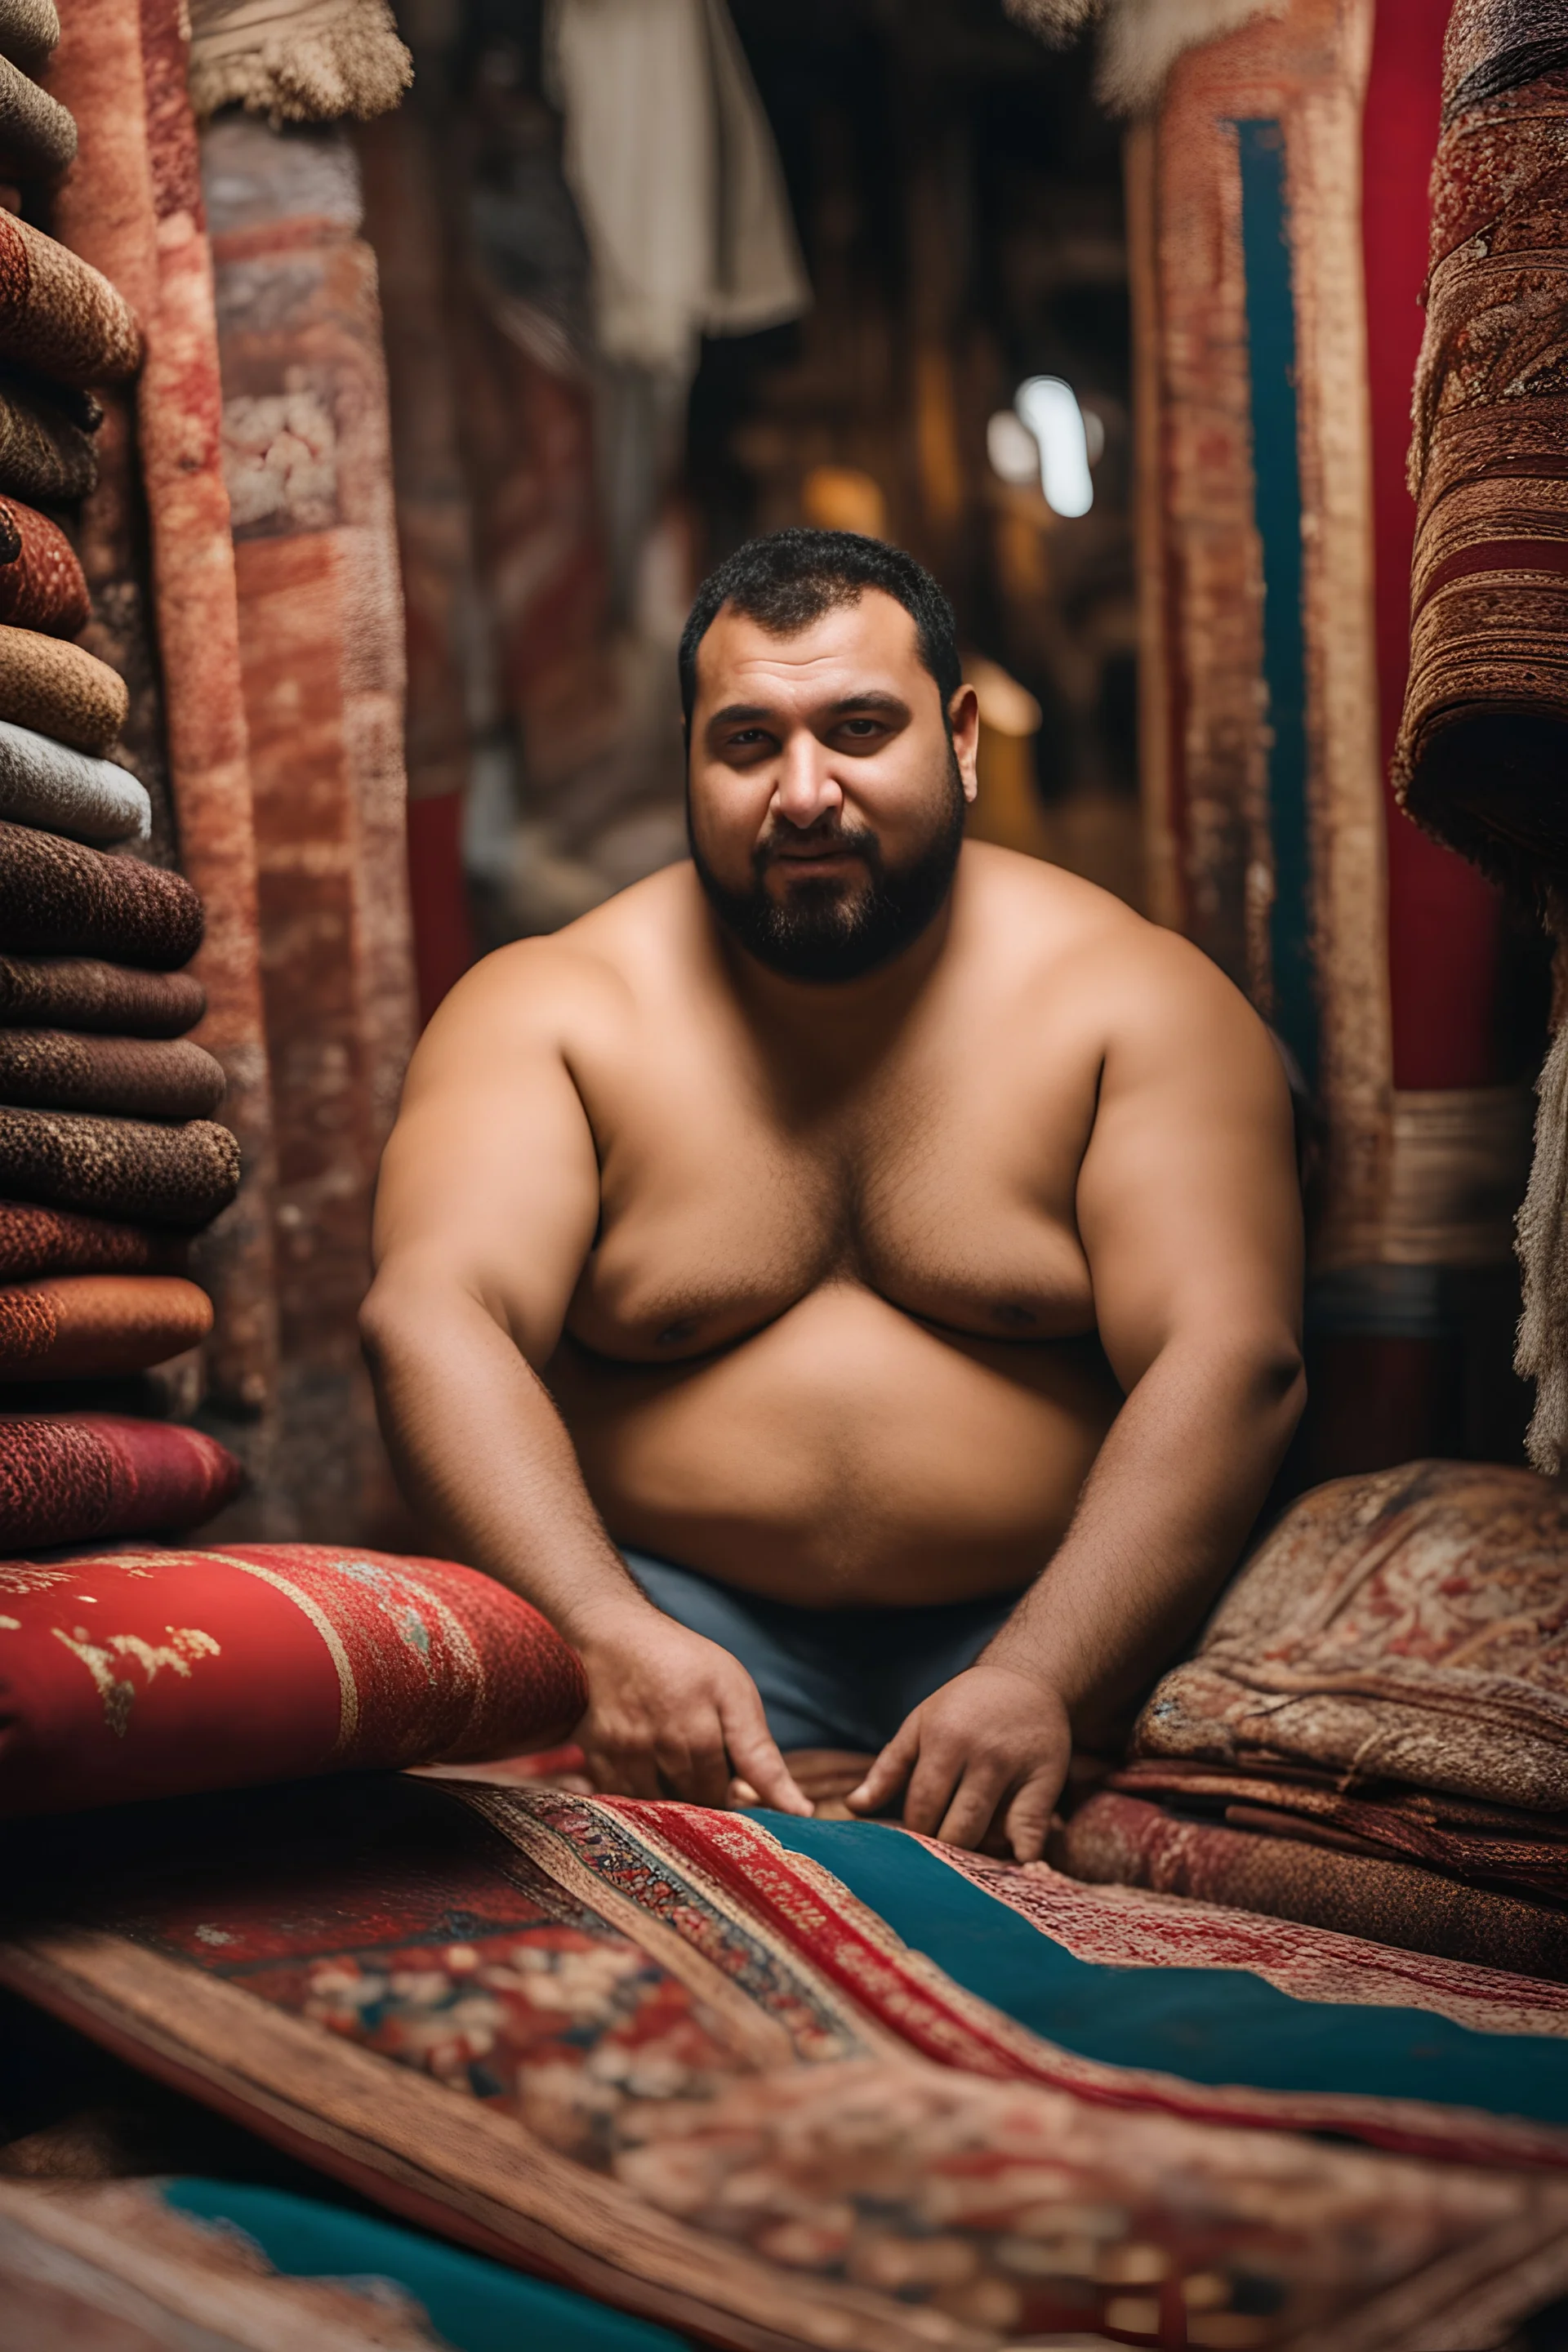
371, 942, 605, 1366
1073, 930, 1303, 1394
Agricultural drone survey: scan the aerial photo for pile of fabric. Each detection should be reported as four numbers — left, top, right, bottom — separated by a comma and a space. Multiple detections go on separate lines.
0, 0, 246, 1553
1054, 1459, 1568, 1979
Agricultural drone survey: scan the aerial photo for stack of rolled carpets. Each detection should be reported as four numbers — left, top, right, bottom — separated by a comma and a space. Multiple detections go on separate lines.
1054, 1461, 1568, 1980
0, 11, 240, 1542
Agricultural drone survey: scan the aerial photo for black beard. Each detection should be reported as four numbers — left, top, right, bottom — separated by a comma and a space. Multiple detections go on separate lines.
690, 755, 966, 984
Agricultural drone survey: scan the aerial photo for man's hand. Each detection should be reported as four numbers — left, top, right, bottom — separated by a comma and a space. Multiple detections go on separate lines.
575, 1606, 812, 1815
844, 1663, 1071, 1861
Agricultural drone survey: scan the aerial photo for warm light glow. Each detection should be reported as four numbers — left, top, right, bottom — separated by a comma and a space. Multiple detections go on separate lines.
987, 408, 1040, 487
1015, 376, 1094, 517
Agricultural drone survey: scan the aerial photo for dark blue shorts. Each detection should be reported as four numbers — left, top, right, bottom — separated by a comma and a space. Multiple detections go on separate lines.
623, 1548, 1021, 1754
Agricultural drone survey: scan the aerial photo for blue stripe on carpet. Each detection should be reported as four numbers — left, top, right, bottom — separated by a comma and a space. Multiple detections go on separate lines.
160, 2180, 690, 2352
756, 1812, 1568, 2127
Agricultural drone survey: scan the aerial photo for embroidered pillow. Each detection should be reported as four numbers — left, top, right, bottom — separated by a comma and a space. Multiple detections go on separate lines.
0, 1543, 587, 1817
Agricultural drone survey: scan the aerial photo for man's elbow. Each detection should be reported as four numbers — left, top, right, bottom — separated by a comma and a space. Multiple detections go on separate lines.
1245, 1330, 1307, 1429
359, 1265, 462, 1376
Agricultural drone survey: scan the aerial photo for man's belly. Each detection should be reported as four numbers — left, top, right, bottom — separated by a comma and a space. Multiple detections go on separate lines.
549, 1282, 1121, 1606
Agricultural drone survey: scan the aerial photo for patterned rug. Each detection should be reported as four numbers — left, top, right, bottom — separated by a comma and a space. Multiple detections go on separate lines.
4, 1773, 1568, 2350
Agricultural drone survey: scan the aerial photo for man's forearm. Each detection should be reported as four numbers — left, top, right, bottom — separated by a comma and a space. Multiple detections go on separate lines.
360, 1276, 648, 1647
986, 1334, 1303, 1741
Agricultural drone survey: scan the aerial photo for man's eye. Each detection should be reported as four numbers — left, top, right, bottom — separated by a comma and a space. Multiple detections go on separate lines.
728, 730, 768, 748
840, 719, 883, 738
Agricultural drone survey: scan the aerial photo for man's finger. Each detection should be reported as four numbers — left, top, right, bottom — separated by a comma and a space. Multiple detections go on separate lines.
1003, 1767, 1063, 1864
657, 1722, 731, 1810
720, 1695, 812, 1816
847, 1716, 920, 1815
901, 1741, 965, 1837
935, 1762, 1013, 1852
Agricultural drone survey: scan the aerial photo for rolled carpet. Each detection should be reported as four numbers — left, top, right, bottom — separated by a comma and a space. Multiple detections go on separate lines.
0, 719, 147, 844
0, 50, 74, 181
1395, 0, 1568, 882
0, 0, 56, 74
0, 626, 126, 755
1054, 1788, 1568, 1981
0, 953, 203, 1034
0, 1272, 212, 1376
0, 496, 89, 637
0, 372, 98, 506
0, 212, 139, 386
0, 824, 203, 967
0, 1107, 240, 1225
0, 1030, 223, 1118
0, 1410, 240, 1548
0, 1197, 185, 1280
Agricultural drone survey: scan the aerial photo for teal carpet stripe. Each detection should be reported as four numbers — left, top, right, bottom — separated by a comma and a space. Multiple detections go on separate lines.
757, 1813, 1568, 2127
160, 2180, 690, 2352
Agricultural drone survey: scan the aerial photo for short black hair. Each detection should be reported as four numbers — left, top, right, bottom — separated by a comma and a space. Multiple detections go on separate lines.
678, 528, 961, 728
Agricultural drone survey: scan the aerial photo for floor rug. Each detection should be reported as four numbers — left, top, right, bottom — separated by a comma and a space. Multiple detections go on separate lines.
4, 1775, 1568, 2350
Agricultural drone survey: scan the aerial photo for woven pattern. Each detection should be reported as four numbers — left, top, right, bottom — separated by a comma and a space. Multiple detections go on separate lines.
0, 1543, 586, 1815
0, 628, 126, 754
0, 497, 88, 637
0, 955, 204, 1035
0, 212, 139, 387
0, 49, 73, 180
0, 1107, 239, 1225
0, 1410, 239, 1550
0, 719, 146, 844
0, 1029, 223, 1118
0, 0, 59, 74
1131, 1461, 1568, 1811
0, 375, 98, 505
1395, 2, 1568, 878
0, 1271, 212, 1376
0, 1198, 184, 1280
0, 823, 204, 966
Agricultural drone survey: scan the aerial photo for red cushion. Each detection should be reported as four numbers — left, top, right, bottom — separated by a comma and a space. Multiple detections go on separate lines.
0, 1542, 588, 1816
0, 1413, 242, 1549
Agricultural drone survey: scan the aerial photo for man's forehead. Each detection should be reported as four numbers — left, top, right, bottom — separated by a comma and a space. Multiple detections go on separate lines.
694, 589, 926, 707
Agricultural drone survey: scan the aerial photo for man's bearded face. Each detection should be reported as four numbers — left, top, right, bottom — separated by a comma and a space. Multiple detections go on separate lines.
685, 590, 975, 986
690, 743, 966, 983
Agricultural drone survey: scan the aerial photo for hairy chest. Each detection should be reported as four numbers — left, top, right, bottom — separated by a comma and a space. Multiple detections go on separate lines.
564, 1041, 1102, 1361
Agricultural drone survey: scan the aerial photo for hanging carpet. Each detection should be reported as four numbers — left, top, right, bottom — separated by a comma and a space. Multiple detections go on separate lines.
7, 1775, 1568, 2352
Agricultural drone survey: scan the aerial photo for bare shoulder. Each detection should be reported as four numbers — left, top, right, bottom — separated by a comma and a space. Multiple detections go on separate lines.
962, 844, 1281, 1076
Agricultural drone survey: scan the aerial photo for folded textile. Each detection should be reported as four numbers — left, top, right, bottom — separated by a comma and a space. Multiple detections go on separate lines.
1055, 1788, 1568, 1981
0, 212, 139, 387
0, 1272, 212, 1376
1107, 1756, 1568, 1904
0, 825, 203, 968
0, 1108, 239, 1225
0, 0, 57, 74
0, 1196, 184, 1280
0, 49, 74, 182
1395, 2, 1568, 883
4, 1777, 1566, 2352
0, 372, 98, 506
1130, 1460, 1568, 1812
0, 952, 203, 1034
0, 1543, 586, 1816
0, 1410, 238, 1549
0, 627, 124, 755
0, 1030, 224, 1119
0, 720, 146, 844
187, 0, 412, 124
0, 497, 88, 638
0, 2180, 448, 2352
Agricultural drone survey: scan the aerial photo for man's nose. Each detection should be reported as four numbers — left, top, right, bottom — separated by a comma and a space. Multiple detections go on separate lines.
772, 733, 843, 829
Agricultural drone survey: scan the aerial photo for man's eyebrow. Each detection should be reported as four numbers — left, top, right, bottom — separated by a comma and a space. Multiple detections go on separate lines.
824, 692, 908, 717
708, 703, 773, 726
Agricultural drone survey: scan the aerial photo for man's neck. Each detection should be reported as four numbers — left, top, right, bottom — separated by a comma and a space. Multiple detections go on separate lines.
709, 886, 957, 1068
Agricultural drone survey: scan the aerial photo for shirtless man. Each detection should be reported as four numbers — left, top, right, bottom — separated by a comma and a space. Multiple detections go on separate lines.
363, 528, 1305, 1861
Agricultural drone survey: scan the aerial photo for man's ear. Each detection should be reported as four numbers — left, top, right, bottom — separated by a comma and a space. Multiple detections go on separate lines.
948, 682, 981, 804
